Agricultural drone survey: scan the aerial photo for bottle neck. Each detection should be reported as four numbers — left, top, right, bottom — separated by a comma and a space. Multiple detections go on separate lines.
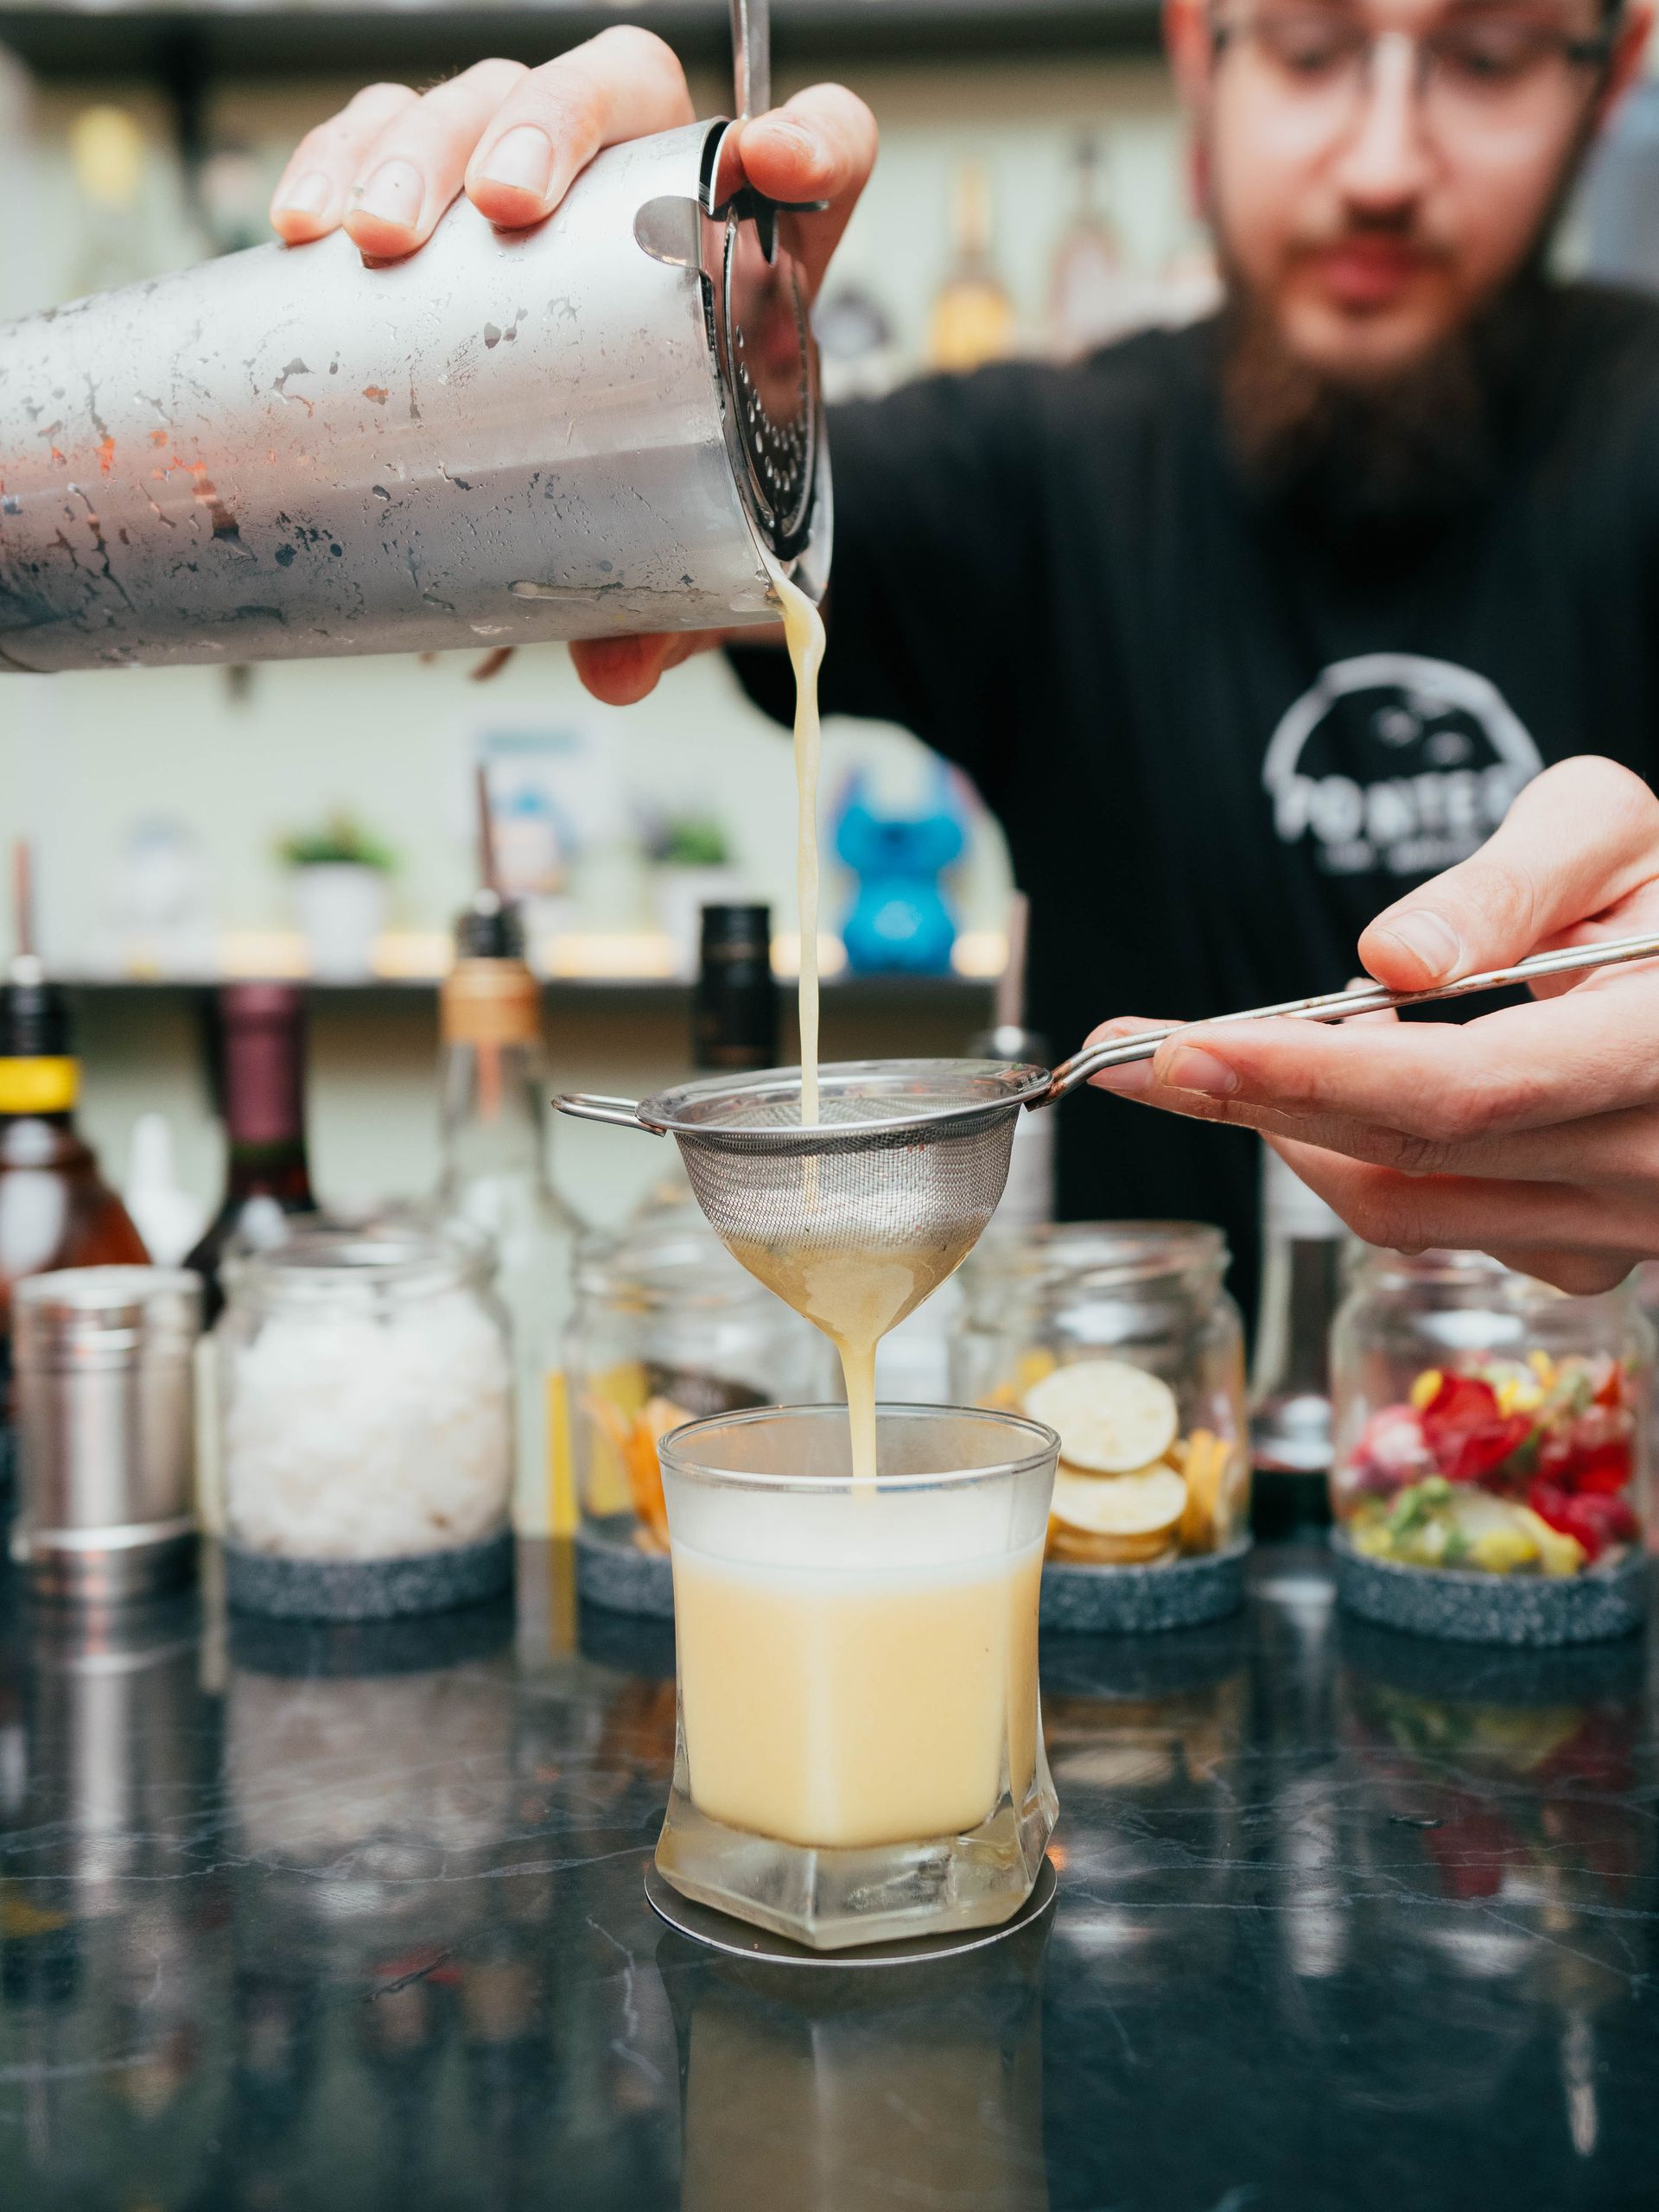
0, 970, 80, 1130
1252, 1234, 1344, 1396
218, 1003, 310, 1205
439, 1037, 550, 1190
221, 1013, 305, 1146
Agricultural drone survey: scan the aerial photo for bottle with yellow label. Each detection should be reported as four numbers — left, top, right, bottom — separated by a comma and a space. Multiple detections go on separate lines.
0, 956, 148, 1398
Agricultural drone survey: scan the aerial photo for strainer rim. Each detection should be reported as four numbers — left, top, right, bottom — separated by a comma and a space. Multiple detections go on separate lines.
634, 1057, 1052, 1143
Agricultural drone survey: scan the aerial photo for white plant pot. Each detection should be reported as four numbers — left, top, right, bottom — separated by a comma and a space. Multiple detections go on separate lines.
655, 865, 746, 977
291, 863, 388, 981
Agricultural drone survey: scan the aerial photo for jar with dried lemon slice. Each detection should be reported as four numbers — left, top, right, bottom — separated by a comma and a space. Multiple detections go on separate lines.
568, 1217, 836, 1614
953, 1224, 1250, 1624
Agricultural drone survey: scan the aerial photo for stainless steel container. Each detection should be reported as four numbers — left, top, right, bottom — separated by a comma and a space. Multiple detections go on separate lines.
0, 0, 825, 671
11, 1266, 203, 1599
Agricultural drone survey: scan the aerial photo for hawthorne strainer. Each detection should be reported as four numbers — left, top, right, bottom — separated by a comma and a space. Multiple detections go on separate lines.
556, 927, 1659, 1273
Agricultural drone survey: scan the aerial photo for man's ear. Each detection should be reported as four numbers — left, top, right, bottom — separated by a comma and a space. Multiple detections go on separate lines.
1165, 0, 1217, 219
1596, 3, 1654, 128
1164, 0, 1217, 115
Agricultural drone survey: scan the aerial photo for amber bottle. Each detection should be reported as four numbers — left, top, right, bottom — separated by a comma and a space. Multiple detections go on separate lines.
0, 961, 148, 1396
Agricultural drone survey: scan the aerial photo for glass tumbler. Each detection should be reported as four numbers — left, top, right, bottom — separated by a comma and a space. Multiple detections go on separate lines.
654, 1403, 1059, 1951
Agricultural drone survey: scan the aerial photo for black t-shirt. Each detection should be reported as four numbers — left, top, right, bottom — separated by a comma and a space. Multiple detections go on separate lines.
730, 285, 1659, 1314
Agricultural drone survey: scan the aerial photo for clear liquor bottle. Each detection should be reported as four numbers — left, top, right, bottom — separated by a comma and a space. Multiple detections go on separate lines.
929, 162, 1015, 374
1046, 134, 1126, 358
435, 896, 581, 1535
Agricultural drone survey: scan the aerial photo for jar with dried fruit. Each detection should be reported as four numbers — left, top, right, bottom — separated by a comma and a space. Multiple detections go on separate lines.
1330, 1250, 1652, 1582
567, 1218, 834, 1559
952, 1224, 1249, 1568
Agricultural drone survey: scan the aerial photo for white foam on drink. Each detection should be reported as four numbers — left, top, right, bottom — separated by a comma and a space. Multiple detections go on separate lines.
672, 1475, 1029, 1573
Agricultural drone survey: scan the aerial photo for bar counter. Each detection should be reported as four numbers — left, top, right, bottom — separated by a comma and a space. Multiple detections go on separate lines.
1, 1540, 1653, 2209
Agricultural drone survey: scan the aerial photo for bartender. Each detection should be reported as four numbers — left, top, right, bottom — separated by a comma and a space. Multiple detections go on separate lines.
270, 0, 1659, 1301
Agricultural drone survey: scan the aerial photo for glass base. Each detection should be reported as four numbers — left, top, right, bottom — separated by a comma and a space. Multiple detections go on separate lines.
654, 1760, 1058, 1954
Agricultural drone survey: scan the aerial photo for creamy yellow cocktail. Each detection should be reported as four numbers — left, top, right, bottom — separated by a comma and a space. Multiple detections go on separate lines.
655, 1404, 1058, 1949
673, 1539, 1042, 1851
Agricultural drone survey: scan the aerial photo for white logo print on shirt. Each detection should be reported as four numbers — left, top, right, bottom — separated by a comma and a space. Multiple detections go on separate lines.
1262, 652, 1543, 877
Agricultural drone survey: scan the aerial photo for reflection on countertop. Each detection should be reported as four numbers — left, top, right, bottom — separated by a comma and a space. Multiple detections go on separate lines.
0, 1541, 1653, 2209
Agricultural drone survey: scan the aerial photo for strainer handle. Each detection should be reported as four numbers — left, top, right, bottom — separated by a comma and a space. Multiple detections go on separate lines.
553, 1092, 664, 1135
1041, 925, 1659, 1103
731, 0, 770, 118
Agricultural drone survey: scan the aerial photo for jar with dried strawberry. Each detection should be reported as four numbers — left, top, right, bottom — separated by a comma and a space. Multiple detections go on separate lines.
1330, 1250, 1651, 1580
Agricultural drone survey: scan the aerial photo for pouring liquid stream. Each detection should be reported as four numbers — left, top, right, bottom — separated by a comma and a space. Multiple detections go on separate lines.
755, 561, 889, 1489
744, 568, 977, 1491
767, 558, 823, 1129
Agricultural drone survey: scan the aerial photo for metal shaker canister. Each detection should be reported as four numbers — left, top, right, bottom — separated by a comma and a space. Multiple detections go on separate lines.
11, 1267, 203, 1599
0, 0, 824, 672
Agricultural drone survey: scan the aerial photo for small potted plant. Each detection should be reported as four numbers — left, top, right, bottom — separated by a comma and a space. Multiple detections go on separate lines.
277, 811, 395, 980
643, 809, 743, 976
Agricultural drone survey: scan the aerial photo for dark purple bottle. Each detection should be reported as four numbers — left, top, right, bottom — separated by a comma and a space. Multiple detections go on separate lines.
186, 984, 318, 1319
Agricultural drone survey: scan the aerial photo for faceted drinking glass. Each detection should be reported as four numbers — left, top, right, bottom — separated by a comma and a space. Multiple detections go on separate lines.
655, 1403, 1058, 1950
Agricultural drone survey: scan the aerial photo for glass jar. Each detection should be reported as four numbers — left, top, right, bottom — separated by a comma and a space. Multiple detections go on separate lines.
951, 1223, 1249, 1566
1331, 1250, 1652, 1579
217, 1223, 514, 1587
568, 1218, 835, 1554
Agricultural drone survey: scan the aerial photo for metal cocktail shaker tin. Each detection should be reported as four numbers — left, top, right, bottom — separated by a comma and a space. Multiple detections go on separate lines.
11, 1266, 203, 1599
0, 0, 825, 671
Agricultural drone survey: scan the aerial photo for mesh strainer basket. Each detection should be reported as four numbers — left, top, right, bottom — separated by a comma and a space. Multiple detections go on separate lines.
556, 1058, 1050, 1273
562, 928, 1659, 1277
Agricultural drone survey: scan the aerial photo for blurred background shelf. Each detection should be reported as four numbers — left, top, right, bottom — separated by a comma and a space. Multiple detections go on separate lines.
60, 970, 999, 1001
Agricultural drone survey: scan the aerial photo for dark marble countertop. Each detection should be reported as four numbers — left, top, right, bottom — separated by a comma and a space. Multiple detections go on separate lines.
0, 1540, 1654, 2212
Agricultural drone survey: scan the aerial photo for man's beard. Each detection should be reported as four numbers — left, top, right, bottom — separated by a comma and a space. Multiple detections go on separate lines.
1218, 261, 1548, 537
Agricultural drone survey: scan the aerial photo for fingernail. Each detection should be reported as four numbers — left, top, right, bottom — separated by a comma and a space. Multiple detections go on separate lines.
1090, 1060, 1154, 1099
275, 170, 330, 219
477, 126, 554, 197
1162, 1046, 1238, 1097
1376, 910, 1462, 982
354, 159, 424, 226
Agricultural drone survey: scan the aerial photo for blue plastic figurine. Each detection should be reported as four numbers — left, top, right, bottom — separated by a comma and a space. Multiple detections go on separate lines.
834, 765, 966, 975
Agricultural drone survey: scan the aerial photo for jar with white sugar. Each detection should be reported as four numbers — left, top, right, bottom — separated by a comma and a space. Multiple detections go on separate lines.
216, 1224, 515, 1619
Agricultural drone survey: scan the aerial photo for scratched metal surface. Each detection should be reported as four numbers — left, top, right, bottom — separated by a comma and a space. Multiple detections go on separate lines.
0, 1541, 1654, 2209
0, 124, 805, 672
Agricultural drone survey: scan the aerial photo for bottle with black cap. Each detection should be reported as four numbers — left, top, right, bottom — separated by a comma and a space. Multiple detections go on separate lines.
0, 842, 147, 1399
693, 902, 779, 1074
435, 774, 582, 1535
631, 901, 777, 1230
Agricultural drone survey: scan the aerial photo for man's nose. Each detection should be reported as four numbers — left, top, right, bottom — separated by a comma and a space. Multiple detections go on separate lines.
1332, 30, 1435, 209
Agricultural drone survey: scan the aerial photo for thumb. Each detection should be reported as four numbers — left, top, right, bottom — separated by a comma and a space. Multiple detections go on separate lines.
1357, 756, 1659, 989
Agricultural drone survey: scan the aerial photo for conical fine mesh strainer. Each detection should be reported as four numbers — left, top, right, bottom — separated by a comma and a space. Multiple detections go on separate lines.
556, 926, 1659, 1271
556, 1059, 1049, 1267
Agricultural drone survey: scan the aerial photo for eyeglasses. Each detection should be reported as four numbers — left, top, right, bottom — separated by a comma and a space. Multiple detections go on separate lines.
1211, 8, 1614, 142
